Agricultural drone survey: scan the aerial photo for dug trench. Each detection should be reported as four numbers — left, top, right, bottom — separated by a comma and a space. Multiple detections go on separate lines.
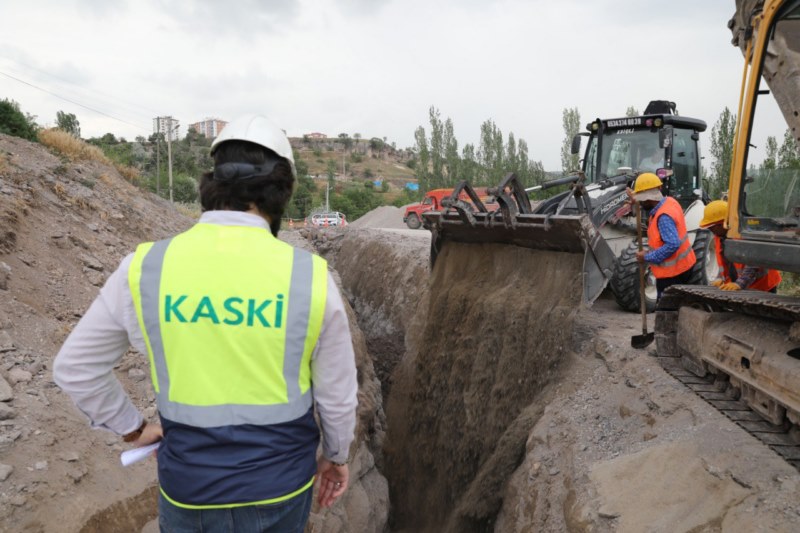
321, 226, 800, 532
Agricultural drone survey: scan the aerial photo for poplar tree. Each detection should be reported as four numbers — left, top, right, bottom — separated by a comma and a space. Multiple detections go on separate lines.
560, 107, 581, 174
709, 107, 736, 198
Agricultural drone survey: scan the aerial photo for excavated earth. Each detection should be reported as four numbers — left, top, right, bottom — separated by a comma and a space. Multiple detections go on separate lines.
1, 132, 800, 532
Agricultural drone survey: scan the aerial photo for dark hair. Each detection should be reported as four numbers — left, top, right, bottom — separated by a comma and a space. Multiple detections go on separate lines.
200, 140, 294, 236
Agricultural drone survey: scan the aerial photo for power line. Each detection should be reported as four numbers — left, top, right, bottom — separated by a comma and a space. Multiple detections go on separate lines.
0, 70, 150, 132
0, 58, 161, 118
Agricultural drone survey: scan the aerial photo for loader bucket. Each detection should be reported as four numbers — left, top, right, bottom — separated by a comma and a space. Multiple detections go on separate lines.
423, 174, 616, 305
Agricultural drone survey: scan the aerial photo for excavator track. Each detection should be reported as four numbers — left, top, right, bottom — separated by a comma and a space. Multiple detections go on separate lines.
655, 285, 800, 472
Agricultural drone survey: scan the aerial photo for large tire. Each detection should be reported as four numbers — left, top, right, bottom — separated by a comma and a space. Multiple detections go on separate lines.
406, 213, 422, 230
687, 230, 718, 285
610, 241, 658, 313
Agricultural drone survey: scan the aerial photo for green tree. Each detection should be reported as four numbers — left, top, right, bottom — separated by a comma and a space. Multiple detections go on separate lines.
0, 99, 38, 141
338, 133, 353, 151
778, 128, 800, 168
443, 118, 459, 182
763, 135, 778, 170
560, 107, 581, 174
56, 111, 81, 137
709, 107, 736, 198
625, 106, 640, 117
429, 106, 445, 188
414, 126, 431, 190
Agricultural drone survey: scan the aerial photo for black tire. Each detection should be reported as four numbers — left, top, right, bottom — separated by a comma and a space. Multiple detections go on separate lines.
406, 213, 422, 230
610, 240, 658, 313
687, 230, 718, 285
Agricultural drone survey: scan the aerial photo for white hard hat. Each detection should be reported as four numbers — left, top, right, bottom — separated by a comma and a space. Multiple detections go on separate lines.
211, 114, 295, 177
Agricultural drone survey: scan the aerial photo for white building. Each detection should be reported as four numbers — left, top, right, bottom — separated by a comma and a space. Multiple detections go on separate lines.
153, 116, 180, 141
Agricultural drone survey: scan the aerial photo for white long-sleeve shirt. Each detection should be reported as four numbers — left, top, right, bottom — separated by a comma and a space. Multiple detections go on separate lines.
53, 211, 358, 463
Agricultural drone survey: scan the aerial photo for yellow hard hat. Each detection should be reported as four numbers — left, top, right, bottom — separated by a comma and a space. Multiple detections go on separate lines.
700, 200, 728, 228
633, 172, 663, 193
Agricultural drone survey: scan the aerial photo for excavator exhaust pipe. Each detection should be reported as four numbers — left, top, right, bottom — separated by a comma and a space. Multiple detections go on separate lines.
423, 174, 617, 305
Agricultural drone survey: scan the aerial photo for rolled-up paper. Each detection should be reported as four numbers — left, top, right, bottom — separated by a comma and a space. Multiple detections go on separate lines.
120, 442, 161, 467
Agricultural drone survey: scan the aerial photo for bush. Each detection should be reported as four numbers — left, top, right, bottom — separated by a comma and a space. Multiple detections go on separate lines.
0, 99, 38, 141
39, 128, 107, 163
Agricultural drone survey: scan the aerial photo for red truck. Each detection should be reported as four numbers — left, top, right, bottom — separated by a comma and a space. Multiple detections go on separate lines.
403, 188, 496, 229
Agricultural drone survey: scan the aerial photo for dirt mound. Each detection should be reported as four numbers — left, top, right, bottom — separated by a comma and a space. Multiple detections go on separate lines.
384, 242, 583, 532
349, 205, 408, 229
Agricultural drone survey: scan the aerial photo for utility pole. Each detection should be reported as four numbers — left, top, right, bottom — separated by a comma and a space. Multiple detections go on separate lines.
167, 118, 179, 203
325, 183, 330, 212
156, 136, 161, 196
342, 151, 346, 181
167, 131, 173, 203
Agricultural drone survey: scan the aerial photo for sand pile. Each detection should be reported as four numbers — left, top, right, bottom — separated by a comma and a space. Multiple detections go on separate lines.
349, 205, 409, 229
384, 242, 583, 532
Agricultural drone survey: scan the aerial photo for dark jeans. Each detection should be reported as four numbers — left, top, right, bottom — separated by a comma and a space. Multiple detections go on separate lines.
655, 268, 693, 301
158, 489, 313, 533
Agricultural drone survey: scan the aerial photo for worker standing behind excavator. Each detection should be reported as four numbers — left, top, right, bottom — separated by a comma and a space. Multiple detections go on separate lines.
631, 172, 697, 300
700, 200, 782, 293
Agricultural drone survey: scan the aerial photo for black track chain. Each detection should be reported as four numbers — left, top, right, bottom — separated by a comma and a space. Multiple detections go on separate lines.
658, 285, 800, 323
658, 356, 800, 472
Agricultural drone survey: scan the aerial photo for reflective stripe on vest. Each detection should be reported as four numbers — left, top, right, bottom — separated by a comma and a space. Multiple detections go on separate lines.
647, 197, 696, 278
128, 224, 328, 428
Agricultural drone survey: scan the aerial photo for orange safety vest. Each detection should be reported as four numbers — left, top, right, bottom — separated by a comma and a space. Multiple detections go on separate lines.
646, 197, 696, 279
714, 235, 782, 291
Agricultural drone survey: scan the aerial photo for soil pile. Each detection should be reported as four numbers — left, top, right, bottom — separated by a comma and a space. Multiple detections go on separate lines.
348, 205, 408, 229
384, 242, 583, 532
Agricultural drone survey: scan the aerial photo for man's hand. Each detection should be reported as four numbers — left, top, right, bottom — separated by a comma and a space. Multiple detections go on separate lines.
636, 250, 646, 263
316, 457, 348, 509
710, 279, 724, 287
134, 422, 163, 447
720, 282, 742, 291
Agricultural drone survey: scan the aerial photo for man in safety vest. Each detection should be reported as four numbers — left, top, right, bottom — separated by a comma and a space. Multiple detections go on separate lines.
54, 115, 358, 531
700, 200, 782, 292
632, 172, 697, 300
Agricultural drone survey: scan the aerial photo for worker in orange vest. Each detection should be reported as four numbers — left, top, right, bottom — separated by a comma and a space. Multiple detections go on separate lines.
700, 200, 782, 292
631, 173, 697, 300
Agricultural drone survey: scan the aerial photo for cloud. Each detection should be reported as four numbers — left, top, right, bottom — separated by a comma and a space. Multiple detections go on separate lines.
155, 0, 300, 37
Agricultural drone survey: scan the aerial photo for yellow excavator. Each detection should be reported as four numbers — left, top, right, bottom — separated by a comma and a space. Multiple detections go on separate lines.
655, 0, 800, 468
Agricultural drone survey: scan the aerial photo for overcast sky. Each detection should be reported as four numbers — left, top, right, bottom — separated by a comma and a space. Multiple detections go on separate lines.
1, 0, 751, 169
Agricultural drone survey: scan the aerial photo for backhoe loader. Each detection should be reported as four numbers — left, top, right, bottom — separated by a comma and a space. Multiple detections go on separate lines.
655, 0, 800, 469
423, 102, 716, 310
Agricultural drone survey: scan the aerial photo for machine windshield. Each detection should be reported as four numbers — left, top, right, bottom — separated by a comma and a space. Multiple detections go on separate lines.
742, 11, 800, 233
585, 129, 664, 182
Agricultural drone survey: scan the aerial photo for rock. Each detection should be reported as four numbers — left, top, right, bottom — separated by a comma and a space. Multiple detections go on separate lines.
619, 405, 633, 419
549, 468, 560, 476
34, 461, 48, 471
643, 432, 657, 442
85, 268, 105, 287
9, 494, 26, 507
128, 368, 147, 382
60, 451, 79, 462
67, 468, 86, 483
0, 374, 12, 401
598, 506, 621, 519
0, 430, 21, 444
0, 463, 12, 481
8, 368, 32, 384
79, 253, 104, 271
0, 261, 10, 290
0, 330, 13, 353
0, 403, 15, 420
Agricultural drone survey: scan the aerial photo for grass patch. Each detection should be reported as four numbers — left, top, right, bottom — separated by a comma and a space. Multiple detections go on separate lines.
38, 129, 140, 183
0, 153, 7, 175
174, 202, 200, 219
